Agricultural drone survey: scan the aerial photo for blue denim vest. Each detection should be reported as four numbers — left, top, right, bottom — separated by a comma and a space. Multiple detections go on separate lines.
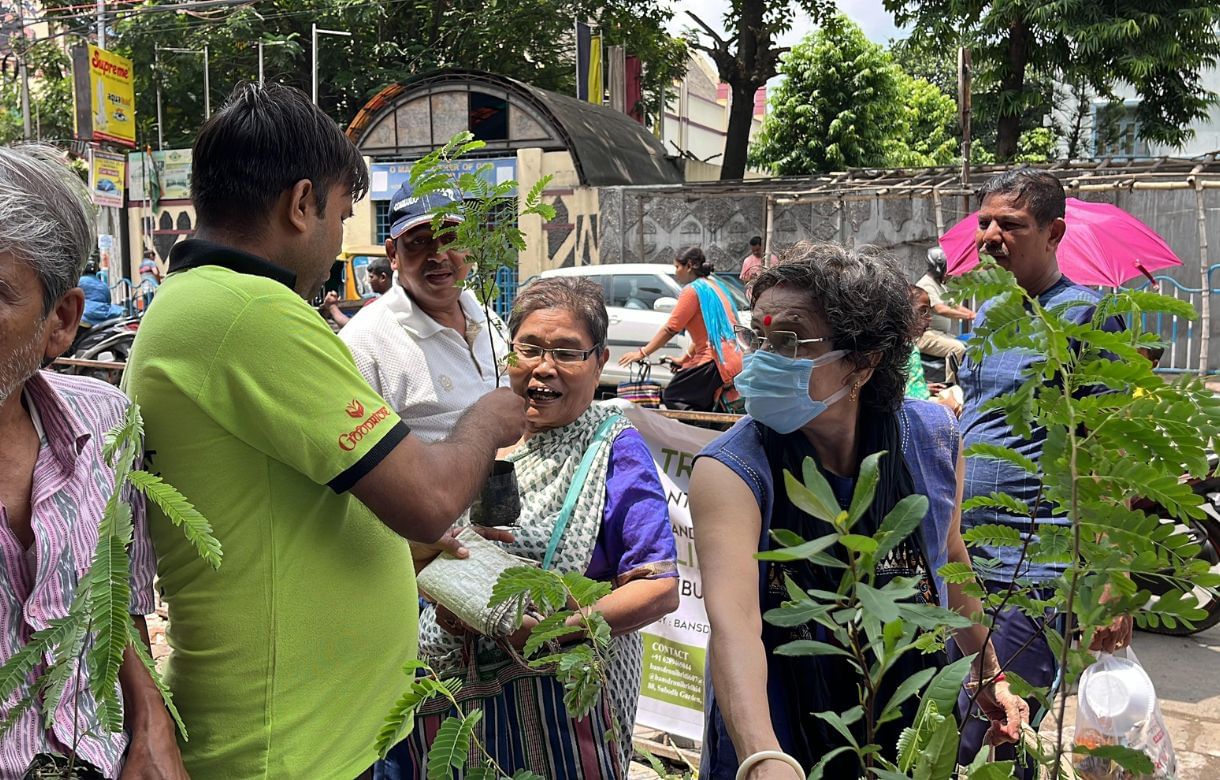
695, 399, 959, 778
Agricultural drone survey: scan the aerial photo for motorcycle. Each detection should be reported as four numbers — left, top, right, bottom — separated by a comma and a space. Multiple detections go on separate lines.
64, 316, 140, 385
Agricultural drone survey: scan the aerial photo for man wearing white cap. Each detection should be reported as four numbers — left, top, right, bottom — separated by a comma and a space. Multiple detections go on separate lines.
341, 182, 509, 442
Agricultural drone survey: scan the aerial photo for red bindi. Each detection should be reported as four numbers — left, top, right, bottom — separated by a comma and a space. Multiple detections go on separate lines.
763, 315, 773, 327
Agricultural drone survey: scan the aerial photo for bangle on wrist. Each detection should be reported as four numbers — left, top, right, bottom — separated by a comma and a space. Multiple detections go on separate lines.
736, 750, 803, 780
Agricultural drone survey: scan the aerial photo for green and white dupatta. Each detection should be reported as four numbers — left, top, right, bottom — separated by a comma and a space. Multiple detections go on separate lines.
416, 402, 643, 772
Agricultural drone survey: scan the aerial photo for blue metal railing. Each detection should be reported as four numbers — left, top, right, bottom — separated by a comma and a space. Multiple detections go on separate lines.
493, 266, 518, 320
1132, 264, 1220, 374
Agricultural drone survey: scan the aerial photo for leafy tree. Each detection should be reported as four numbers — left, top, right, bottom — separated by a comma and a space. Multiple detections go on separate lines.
749, 17, 956, 175
885, 71, 958, 167
0, 38, 74, 145
883, 0, 1220, 160
684, 0, 833, 180
37, 0, 684, 148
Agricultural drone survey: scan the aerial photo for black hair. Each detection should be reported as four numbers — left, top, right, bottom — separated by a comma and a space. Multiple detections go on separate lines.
677, 246, 714, 278
191, 82, 369, 235
751, 242, 915, 412
976, 167, 1066, 227
368, 257, 392, 276
749, 236, 763, 246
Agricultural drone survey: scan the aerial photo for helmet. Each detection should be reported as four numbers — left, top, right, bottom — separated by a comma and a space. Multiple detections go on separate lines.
926, 246, 947, 278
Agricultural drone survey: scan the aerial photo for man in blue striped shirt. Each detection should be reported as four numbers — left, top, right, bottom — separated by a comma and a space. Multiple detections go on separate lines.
956, 169, 1132, 776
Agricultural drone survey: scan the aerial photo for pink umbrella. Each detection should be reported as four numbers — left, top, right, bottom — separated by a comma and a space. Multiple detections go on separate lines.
939, 197, 1182, 288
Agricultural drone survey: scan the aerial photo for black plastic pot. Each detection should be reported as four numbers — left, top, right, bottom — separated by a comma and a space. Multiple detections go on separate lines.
23, 754, 104, 780
469, 459, 521, 527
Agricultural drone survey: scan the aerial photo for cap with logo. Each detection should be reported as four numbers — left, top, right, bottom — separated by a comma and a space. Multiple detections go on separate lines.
387, 182, 464, 240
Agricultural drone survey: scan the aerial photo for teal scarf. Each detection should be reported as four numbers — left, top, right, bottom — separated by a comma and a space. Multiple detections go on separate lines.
691, 275, 739, 364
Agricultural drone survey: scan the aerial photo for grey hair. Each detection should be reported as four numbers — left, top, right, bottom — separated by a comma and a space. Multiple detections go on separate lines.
976, 167, 1066, 226
750, 242, 915, 412
0, 145, 95, 314
509, 276, 608, 347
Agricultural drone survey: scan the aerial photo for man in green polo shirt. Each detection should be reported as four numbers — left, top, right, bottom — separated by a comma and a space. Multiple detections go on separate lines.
124, 83, 527, 779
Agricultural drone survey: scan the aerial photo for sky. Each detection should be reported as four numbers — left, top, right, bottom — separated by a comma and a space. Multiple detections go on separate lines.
666, 0, 907, 47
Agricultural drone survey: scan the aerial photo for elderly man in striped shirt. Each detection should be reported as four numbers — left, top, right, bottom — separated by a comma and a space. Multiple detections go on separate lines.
0, 146, 185, 778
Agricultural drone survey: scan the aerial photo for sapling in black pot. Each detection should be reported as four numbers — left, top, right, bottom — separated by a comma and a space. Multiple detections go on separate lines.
406, 132, 554, 526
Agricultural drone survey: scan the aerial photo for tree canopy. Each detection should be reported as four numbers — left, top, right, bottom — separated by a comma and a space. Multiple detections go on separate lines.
23, 0, 684, 150
883, 0, 1220, 159
748, 16, 957, 175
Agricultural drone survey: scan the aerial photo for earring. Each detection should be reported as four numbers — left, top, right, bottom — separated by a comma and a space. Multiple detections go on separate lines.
849, 381, 860, 403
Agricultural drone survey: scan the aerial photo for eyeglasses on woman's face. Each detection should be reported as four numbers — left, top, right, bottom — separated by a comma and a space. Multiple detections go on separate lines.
734, 325, 828, 359
511, 341, 603, 367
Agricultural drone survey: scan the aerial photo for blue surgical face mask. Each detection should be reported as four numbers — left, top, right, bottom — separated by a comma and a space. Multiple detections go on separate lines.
735, 349, 851, 434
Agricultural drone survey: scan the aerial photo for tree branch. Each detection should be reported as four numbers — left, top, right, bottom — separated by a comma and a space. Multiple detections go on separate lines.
685, 10, 727, 48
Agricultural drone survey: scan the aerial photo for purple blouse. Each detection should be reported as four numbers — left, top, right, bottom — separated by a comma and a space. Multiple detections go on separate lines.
586, 429, 678, 586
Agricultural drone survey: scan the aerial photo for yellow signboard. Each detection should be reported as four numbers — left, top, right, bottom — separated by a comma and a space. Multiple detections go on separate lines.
90, 149, 126, 208
73, 45, 136, 147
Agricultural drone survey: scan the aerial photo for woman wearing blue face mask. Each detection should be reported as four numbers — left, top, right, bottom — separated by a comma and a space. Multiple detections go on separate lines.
689, 243, 1028, 780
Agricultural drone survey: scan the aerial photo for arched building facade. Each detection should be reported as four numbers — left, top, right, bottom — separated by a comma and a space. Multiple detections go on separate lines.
341, 69, 683, 277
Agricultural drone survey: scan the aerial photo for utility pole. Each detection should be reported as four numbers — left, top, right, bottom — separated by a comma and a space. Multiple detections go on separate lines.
159, 45, 211, 128
155, 46, 163, 148
311, 23, 350, 105
957, 47, 972, 189
96, 0, 105, 48
257, 40, 287, 86
15, 0, 32, 139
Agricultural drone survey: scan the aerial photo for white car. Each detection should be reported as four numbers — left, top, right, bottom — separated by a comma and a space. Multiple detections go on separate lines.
525, 264, 751, 388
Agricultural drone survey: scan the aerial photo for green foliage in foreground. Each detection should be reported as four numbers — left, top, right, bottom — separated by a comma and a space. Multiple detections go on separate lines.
0, 402, 221, 761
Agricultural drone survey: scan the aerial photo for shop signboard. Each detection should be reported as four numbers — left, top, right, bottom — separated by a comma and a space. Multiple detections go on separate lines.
72, 44, 136, 147
89, 149, 126, 208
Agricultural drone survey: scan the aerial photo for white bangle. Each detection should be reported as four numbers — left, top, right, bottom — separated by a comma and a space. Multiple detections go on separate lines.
735, 750, 803, 780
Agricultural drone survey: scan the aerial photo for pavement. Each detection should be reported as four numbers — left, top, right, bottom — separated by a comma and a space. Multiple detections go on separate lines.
1040, 624, 1220, 780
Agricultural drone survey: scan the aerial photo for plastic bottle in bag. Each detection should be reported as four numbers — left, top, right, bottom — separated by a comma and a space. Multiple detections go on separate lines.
1073, 649, 1177, 780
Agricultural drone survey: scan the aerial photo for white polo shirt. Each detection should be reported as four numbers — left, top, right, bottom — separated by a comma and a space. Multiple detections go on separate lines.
340, 284, 509, 442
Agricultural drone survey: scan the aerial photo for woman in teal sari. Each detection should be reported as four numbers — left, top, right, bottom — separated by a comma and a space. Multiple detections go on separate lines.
618, 247, 744, 411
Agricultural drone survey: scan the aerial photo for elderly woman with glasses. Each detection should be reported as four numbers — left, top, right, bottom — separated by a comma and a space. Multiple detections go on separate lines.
390, 276, 680, 780
689, 244, 1028, 779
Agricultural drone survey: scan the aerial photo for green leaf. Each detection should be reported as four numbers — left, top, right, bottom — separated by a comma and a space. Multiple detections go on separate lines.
561, 571, 611, 608
966, 760, 1017, 779
879, 666, 936, 725
125, 621, 188, 739
937, 561, 976, 584
756, 534, 838, 562
813, 706, 862, 748
961, 493, 1031, 518
128, 470, 222, 568
918, 653, 975, 719
773, 640, 854, 660
426, 710, 482, 780
874, 494, 929, 560
1073, 744, 1155, 775
964, 442, 1038, 474
490, 566, 567, 617
839, 533, 879, 554
961, 523, 1026, 548
847, 450, 884, 526
857, 582, 900, 623
913, 713, 960, 780
807, 745, 856, 780
86, 526, 133, 734
522, 612, 580, 657
783, 465, 839, 523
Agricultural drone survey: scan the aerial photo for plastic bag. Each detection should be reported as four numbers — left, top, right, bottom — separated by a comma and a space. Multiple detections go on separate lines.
1073, 648, 1176, 780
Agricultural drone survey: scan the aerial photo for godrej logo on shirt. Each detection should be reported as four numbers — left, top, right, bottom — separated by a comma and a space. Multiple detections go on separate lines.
339, 406, 391, 451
